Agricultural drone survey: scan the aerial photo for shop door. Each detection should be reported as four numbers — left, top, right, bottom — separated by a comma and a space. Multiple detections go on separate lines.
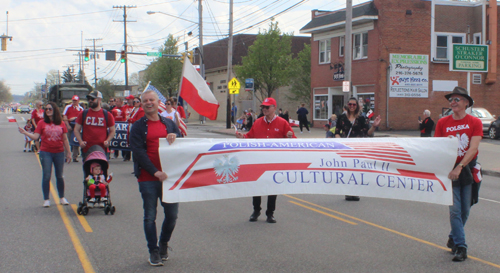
331, 95, 344, 117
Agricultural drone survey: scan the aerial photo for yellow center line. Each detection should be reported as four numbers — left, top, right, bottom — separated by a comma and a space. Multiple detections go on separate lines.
289, 201, 357, 225
71, 204, 93, 233
285, 194, 500, 269
36, 153, 96, 273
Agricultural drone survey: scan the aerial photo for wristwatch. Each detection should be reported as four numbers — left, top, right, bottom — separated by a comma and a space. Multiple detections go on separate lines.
458, 163, 464, 168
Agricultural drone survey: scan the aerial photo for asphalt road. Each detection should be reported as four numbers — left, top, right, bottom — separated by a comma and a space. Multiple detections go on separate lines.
1, 113, 500, 273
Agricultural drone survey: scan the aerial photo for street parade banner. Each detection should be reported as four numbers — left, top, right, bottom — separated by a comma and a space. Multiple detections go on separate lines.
68, 121, 131, 151
159, 138, 458, 205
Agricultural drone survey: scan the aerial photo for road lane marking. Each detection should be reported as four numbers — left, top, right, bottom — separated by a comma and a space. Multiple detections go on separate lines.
71, 204, 93, 233
36, 153, 96, 273
289, 201, 357, 225
479, 197, 500, 204
285, 194, 500, 269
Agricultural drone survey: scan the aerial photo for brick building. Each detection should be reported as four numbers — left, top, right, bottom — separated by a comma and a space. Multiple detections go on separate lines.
300, 0, 499, 130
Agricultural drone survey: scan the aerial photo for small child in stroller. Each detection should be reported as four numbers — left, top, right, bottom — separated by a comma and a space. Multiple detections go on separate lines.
85, 162, 112, 207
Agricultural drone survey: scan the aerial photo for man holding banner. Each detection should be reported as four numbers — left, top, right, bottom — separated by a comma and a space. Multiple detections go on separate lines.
130, 90, 181, 266
434, 87, 482, 262
236, 97, 296, 223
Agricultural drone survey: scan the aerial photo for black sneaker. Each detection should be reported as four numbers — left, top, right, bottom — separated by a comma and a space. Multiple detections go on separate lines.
159, 242, 171, 261
447, 238, 457, 254
266, 215, 277, 223
249, 211, 260, 222
148, 249, 164, 266
452, 247, 467, 262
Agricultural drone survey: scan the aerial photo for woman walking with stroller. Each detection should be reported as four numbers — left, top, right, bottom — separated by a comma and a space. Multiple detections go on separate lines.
19, 102, 72, 207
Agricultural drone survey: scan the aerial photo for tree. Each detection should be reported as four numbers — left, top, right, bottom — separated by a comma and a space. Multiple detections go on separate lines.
96, 78, 120, 102
0, 80, 13, 103
286, 44, 311, 106
144, 34, 183, 98
234, 21, 294, 102
45, 69, 60, 87
62, 67, 74, 83
74, 69, 90, 86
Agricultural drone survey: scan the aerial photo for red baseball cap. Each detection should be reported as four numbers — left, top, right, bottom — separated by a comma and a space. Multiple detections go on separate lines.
125, 95, 135, 100
260, 97, 276, 107
72, 95, 79, 101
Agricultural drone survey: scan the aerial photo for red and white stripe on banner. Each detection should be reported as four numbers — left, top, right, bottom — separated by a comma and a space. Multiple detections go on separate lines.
159, 138, 458, 205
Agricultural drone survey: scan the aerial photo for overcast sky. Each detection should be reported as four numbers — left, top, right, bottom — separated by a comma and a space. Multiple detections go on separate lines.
0, 0, 369, 96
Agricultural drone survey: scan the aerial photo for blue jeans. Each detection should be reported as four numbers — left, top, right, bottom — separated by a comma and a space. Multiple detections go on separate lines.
39, 151, 66, 200
138, 181, 179, 253
449, 183, 472, 248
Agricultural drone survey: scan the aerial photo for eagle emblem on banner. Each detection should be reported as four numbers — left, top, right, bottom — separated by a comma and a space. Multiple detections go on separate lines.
213, 155, 239, 183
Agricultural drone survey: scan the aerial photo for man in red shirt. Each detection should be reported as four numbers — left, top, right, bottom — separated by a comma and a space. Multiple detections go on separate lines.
434, 86, 482, 262
236, 97, 296, 223
124, 95, 135, 119
172, 97, 186, 120
31, 100, 44, 152
130, 90, 181, 266
74, 90, 116, 157
63, 95, 84, 162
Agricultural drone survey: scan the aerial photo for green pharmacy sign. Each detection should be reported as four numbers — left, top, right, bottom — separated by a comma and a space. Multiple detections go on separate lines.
450, 44, 488, 72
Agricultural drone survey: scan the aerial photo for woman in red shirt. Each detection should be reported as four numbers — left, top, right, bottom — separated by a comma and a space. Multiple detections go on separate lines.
19, 102, 72, 208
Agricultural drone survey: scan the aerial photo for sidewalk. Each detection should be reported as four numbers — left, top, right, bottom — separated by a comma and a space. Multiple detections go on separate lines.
187, 119, 500, 177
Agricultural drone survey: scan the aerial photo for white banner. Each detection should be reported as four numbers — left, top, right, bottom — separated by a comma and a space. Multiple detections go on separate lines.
159, 138, 457, 205
389, 54, 429, 98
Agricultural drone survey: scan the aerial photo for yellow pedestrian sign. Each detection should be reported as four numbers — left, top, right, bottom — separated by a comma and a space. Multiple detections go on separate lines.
228, 78, 240, 94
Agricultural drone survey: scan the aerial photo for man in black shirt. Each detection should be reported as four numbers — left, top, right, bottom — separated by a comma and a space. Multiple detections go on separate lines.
419, 109, 434, 137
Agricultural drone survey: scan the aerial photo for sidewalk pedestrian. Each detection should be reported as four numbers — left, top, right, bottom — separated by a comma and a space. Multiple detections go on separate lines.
296, 103, 310, 133
130, 90, 181, 266
419, 109, 434, 137
434, 87, 482, 262
236, 97, 296, 223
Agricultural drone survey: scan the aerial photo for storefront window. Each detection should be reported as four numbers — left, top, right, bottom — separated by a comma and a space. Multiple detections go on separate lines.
314, 95, 328, 119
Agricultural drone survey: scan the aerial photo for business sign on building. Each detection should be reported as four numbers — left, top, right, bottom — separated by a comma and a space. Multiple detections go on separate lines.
450, 44, 488, 72
389, 54, 429, 98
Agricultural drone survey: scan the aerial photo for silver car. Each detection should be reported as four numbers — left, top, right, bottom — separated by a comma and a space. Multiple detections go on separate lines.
441, 107, 495, 133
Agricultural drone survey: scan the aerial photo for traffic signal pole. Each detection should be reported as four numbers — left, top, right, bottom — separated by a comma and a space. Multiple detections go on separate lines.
113, 5, 136, 92
226, 0, 233, 129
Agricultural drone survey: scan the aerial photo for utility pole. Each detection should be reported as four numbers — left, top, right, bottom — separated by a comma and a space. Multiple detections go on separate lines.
86, 38, 102, 88
113, 5, 136, 92
345, 0, 353, 102
226, 0, 233, 129
1, 11, 13, 51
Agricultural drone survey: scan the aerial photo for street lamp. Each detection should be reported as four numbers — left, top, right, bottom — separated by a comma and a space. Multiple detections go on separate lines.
146, 11, 198, 24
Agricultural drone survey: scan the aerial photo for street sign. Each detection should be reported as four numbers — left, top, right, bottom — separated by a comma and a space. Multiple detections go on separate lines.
342, 81, 350, 92
450, 44, 488, 72
333, 72, 344, 81
147, 52, 163, 57
228, 77, 240, 94
245, 78, 254, 91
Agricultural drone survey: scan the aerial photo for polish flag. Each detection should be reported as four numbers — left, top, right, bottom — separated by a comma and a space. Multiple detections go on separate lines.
179, 56, 219, 120
7, 116, 16, 122
472, 163, 482, 183
367, 109, 374, 119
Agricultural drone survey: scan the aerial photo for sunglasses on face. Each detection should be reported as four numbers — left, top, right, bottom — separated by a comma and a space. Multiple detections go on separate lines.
348, 103, 357, 107
88, 98, 96, 101
166, 103, 171, 105
45, 107, 53, 111
261, 105, 272, 110
134, 101, 140, 103
448, 97, 462, 103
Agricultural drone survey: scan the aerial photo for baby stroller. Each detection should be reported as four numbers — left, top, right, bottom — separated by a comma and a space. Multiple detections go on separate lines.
77, 145, 116, 216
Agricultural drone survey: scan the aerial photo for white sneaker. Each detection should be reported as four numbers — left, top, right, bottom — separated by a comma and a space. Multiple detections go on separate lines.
60, 197, 69, 205
43, 200, 50, 207
99, 202, 105, 208
300, 131, 303, 134
89, 197, 96, 203
100, 197, 107, 202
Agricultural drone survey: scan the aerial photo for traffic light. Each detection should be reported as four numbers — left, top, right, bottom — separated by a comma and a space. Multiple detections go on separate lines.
84, 48, 90, 61
120, 50, 126, 63
187, 50, 194, 63
180, 52, 186, 63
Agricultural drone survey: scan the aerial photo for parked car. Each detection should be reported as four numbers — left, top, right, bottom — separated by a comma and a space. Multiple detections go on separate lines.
18, 105, 31, 114
441, 107, 495, 133
488, 117, 500, 139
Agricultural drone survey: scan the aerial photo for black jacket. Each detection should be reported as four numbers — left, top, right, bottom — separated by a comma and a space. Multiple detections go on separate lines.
419, 117, 434, 137
130, 114, 181, 179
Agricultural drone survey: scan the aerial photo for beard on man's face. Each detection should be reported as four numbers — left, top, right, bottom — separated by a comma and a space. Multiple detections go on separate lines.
89, 101, 99, 109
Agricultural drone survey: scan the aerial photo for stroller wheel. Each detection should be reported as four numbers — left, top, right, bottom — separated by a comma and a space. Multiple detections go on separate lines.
77, 206, 83, 215
110, 206, 116, 215
104, 206, 110, 215
82, 206, 89, 216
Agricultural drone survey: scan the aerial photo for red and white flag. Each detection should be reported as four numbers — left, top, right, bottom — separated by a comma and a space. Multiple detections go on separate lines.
7, 116, 16, 123
367, 109, 374, 119
179, 56, 219, 120
472, 163, 482, 183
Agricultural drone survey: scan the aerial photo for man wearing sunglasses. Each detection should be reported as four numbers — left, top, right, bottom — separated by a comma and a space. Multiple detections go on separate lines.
236, 97, 296, 223
74, 90, 116, 158
434, 86, 482, 262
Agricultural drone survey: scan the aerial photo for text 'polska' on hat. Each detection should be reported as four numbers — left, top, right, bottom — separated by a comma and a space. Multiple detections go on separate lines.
87, 90, 103, 99
444, 86, 474, 108
72, 95, 79, 101
260, 97, 277, 107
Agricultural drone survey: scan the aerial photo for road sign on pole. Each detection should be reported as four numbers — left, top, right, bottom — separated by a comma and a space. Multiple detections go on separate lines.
147, 52, 163, 57
343, 81, 350, 92
450, 44, 488, 72
245, 78, 254, 91
228, 77, 240, 94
